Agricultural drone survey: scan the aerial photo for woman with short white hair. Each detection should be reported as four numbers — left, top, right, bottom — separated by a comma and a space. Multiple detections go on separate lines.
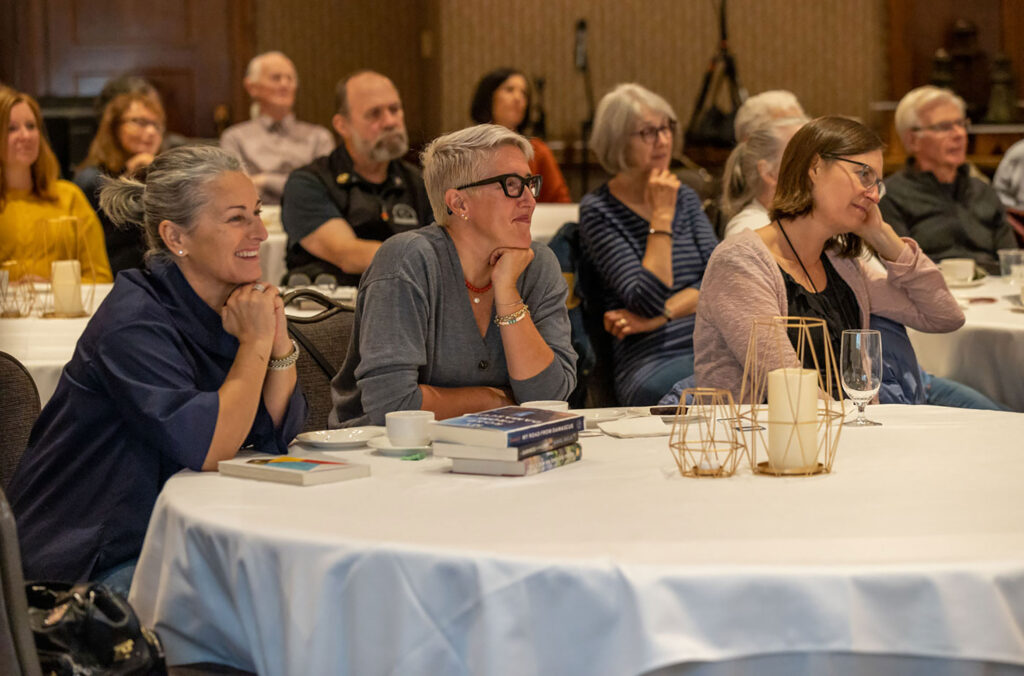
733, 89, 805, 143
721, 116, 807, 238
579, 83, 718, 406
331, 124, 576, 425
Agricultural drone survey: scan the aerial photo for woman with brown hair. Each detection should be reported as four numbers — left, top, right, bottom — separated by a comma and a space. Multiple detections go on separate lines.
694, 116, 963, 399
0, 90, 111, 281
75, 91, 166, 272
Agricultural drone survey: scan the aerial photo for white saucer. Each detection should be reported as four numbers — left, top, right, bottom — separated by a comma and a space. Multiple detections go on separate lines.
582, 408, 627, 429
295, 426, 385, 449
367, 436, 432, 457
946, 278, 986, 289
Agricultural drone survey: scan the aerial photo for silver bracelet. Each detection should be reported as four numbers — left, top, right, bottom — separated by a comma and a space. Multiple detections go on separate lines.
268, 339, 300, 370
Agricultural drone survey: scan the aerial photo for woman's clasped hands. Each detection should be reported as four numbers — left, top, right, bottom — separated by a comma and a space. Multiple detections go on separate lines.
221, 282, 290, 356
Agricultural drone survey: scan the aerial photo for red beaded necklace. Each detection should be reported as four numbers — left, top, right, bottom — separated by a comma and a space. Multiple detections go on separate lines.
465, 279, 492, 304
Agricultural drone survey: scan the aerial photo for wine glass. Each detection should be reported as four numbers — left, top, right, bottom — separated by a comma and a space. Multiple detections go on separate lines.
840, 329, 883, 427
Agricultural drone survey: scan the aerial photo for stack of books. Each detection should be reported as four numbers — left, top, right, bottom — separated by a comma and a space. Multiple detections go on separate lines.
433, 406, 585, 476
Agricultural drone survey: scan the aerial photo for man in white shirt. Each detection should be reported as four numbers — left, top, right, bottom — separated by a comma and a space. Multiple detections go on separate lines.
220, 51, 334, 205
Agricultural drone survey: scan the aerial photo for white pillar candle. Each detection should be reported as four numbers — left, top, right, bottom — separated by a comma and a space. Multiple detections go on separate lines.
766, 368, 818, 470
51, 259, 83, 316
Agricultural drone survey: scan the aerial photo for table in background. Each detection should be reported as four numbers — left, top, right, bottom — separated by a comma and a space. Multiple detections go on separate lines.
131, 406, 1024, 675
259, 206, 288, 285
531, 203, 578, 244
0, 284, 114, 403
0, 283, 342, 404
908, 277, 1024, 411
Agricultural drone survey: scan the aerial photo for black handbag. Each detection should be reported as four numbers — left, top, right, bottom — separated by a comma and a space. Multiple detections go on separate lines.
684, 0, 744, 149
25, 581, 167, 675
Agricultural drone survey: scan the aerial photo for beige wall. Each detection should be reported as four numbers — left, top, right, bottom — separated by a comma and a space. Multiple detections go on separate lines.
433, 0, 889, 140
254, 0, 889, 145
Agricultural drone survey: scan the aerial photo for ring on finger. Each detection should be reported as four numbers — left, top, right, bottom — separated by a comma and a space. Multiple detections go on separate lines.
252, 283, 266, 292
618, 318, 627, 326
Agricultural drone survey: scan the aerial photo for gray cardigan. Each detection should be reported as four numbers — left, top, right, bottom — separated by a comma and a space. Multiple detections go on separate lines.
330, 226, 577, 426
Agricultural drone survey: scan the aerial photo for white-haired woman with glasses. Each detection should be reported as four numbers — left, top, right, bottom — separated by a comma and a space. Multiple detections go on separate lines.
330, 124, 576, 425
695, 116, 964, 399
880, 85, 1015, 274
578, 83, 719, 406
8, 145, 306, 592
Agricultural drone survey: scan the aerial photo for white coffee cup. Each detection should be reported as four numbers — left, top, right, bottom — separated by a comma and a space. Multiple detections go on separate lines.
385, 410, 435, 447
521, 400, 569, 412
939, 258, 975, 285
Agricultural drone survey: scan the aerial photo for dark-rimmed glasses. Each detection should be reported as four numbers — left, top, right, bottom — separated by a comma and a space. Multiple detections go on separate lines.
822, 155, 886, 198
630, 120, 677, 144
911, 118, 970, 135
456, 173, 542, 199
122, 117, 165, 133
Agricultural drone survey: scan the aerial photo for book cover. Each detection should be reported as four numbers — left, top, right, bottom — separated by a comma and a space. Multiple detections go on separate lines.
433, 430, 579, 462
218, 455, 370, 486
450, 443, 582, 477
433, 406, 584, 448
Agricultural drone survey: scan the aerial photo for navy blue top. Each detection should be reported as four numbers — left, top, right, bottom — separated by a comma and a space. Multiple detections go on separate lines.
8, 260, 307, 581
579, 183, 718, 404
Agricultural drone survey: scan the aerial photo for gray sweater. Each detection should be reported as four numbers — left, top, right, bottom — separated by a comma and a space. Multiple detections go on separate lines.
330, 226, 577, 426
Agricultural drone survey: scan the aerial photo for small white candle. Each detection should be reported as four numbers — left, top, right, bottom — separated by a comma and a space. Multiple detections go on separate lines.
51, 259, 83, 316
766, 368, 818, 470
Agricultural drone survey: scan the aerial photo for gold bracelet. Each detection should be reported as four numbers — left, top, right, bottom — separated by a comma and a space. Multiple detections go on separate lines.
648, 228, 672, 237
496, 298, 524, 307
494, 303, 530, 326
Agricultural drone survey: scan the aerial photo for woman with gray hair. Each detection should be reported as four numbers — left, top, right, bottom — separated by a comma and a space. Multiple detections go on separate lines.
579, 83, 718, 406
8, 145, 306, 591
331, 123, 576, 425
721, 116, 806, 238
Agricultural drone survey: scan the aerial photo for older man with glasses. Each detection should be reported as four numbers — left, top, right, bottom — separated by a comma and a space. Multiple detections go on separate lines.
880, 86, 1016, 275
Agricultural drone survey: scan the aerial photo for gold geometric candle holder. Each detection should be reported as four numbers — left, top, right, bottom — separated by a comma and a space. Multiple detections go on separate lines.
667, 388, 745, 478
738, 317, 844, 477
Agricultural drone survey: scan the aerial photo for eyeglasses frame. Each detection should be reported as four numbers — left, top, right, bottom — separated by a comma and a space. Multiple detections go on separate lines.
456, 172, 543, 199
821, 154, 886, 199
630, 119, 678, 145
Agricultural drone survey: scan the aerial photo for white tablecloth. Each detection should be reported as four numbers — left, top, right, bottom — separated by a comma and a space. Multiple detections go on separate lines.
531, 203, 579, 244
908, 277, 1024, 411
0, 284, 114, 403
260, 231, 288, 285
130, 405, 1024, 675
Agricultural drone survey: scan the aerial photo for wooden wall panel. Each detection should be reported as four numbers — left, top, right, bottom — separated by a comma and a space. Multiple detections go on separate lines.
252, 0, 429, 143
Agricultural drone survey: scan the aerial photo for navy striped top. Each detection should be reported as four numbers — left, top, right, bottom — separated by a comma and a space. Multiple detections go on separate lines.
579, 183, 718, 402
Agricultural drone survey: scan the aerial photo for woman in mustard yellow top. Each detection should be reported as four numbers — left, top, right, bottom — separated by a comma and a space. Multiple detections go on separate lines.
1, 90, 111, 282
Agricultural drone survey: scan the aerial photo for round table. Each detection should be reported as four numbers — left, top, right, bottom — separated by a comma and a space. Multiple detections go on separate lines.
907, 276, 1024, 411
129, 405, 1024, 675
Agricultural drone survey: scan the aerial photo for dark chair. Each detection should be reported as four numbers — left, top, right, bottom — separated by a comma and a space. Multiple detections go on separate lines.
283, 290, 356, 432
0, 353, 40, 492
0, 487, 42, 676
546, 223, 618, 408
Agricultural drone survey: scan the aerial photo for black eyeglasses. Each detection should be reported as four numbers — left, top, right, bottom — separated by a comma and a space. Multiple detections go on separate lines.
122, 117, 165, 133
822, 155, 886, 198
630, 120, 677, 144
911, 118, 970, 135
456, 173, 542, 199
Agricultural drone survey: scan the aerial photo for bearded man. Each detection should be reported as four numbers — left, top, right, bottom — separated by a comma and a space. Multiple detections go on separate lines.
281, 71, 430, 285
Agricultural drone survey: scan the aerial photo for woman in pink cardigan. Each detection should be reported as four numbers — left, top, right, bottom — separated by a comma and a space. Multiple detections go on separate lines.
694, 116, 964, 400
